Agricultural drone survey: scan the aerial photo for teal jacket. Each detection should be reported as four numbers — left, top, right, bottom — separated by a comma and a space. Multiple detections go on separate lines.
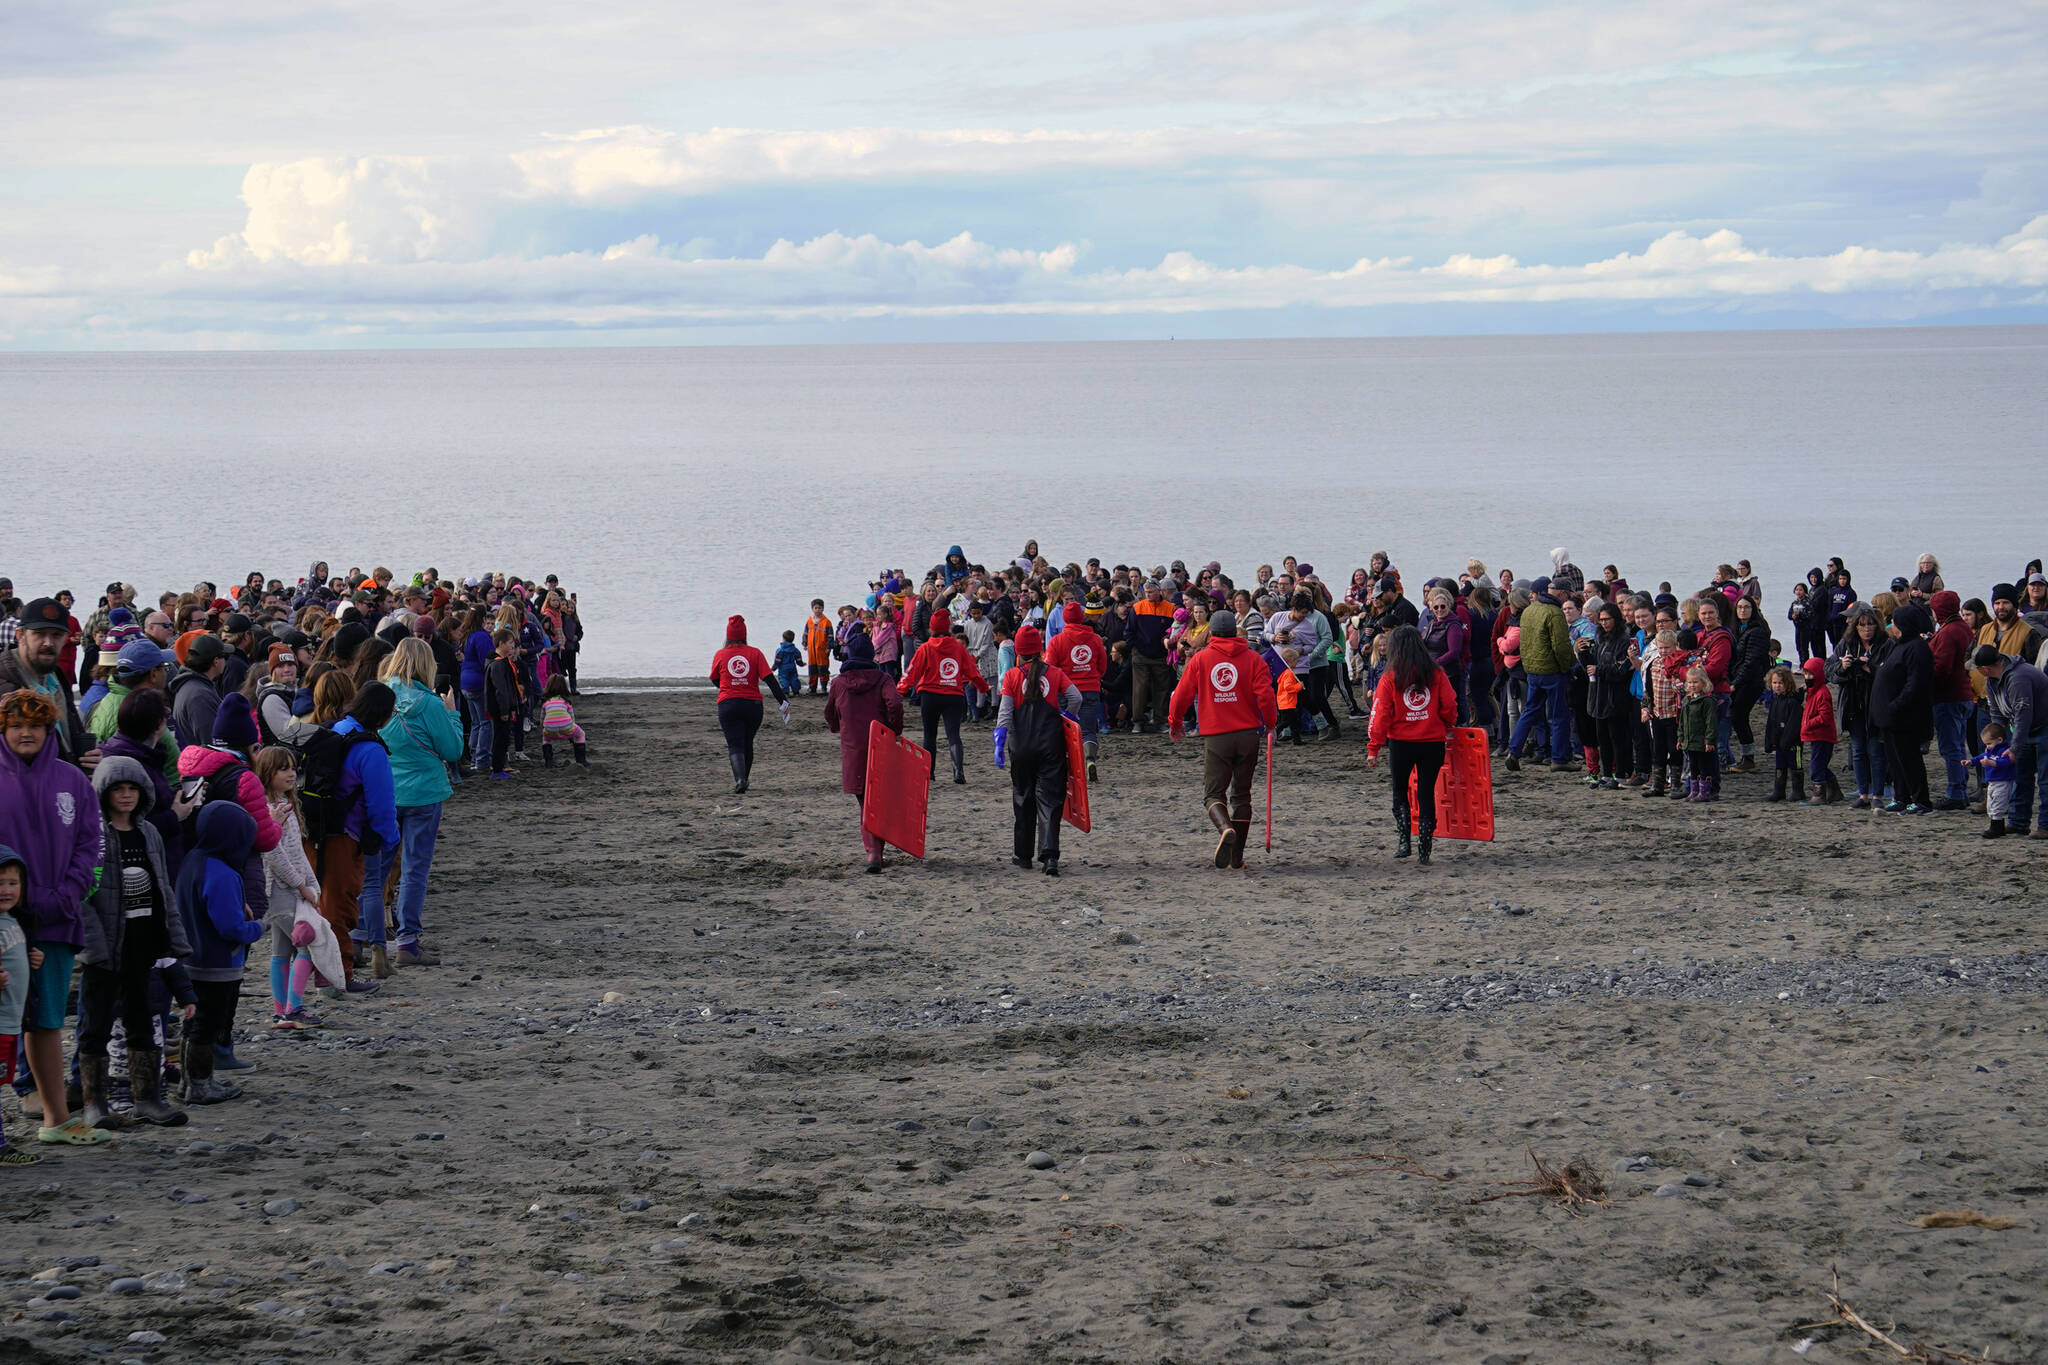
378, 679, 464, 808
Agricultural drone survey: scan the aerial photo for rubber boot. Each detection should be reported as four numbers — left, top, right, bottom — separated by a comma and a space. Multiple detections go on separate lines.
1417, 823, 1434, 867
950, 740, 966, 785
182, 1040, 236, 1105
1982, 819, 2008, 839
573, 741, 589, 768
80, 1054, 131, 1131
1825, 775, 1845, 804
1643, 765, 1665, 798
1084, 740, 1098, 785
1737, 748, 1756, 773
372, 943, 392, 979
729, 752, 747, 794
542, 742, 556, 768
127, 1048, 186, 1127
1229, 820, 1250, 870
1766, 772, 1787, 803
1394, 807, 1412, 859
1791, 771, 1807, 803
1207, 802, 1236, 869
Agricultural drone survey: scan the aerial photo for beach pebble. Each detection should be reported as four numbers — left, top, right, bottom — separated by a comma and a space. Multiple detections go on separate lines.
109, 1277, 145, 1294
128, 1330, 168, 1345
143, 1271, 187, 1292
602, 992, 625, 1004
166, 1187, 207, 1204
1616, 1155, 1654, 1172
61, 1255, 100, 1269
43, 1285, 82, 1301
1898, 1148, 1925, 1163
677, 1213, 706, 1228
1652, 1183, 1688, 1198
31, 1266, 64, 1281
966, 1116, 992, 1132
37, 1310, 75, 1323
264, 1198, 301, 1217
1110, 930, 1139, 946
891, 1119, 924, 1133
654, 1238, 694, 1252
254, 1300, 288, 1314
1024, 1151, 1057, 1170
619, 1197, 652, 1212
1682, 1174, 1717, 1188
368, 1260, 412, 1277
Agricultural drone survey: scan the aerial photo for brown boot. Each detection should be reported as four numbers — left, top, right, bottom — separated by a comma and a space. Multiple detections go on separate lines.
372, 944, 392, 979
1229, 819, 1251, 870
80, 1054, 132, 1131
127, 1048, 186, 1127
1206, 802, 1236, 869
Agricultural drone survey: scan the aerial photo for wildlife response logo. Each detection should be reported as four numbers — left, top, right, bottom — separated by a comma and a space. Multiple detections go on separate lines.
1210, 661, 1239, 700
939, 657, 960, 683
727, 656, 751, 682
1403, 685, 1431, 719
1069, 644, 1094, 670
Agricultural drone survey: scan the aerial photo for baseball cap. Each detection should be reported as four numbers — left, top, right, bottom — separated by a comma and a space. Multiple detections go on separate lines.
1890, 576, 1910, 592
16, 598, 68, 634
224, 612, 252, 634
185, 633, 226, 668
116, 639, 174, 674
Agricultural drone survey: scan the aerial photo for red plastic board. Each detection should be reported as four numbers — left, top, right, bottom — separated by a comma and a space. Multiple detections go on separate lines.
1407, 726, 1496, 841
1061, 717, 1090, 833
862, 721, 931, 858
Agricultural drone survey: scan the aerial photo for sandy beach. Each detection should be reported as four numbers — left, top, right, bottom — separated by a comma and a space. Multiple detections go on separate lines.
4, 686, 2043, 1364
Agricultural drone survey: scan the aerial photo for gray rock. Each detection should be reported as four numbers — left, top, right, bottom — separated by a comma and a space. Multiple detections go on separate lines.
891, 1119, 924, 1133
1682, 1173, 1717, 1188
966, 1116, 992, 1132
677, 1213, 706, 1228
1898, 1147, 1925, 1163
1024, 1150, 1057, 1170
1616, 1155, 1654, 1172
60, 1255, 100, 1269
128, 1330, 168, 1345
254, 1300, 288, 1314
143, 1271, 187, 1292
166, 1187, 207, 1204
43, 1285, 82, 1301
367, 1260, 412, 1277
36, 1310, 74, 1323
1652, 1183, 1687, 1198
619, 1197, 652, 1212
109, 1277, 145, 1295
263, 1198, 301, 1218
654, 1237, 694, 1252
1110, 930, 1139, 945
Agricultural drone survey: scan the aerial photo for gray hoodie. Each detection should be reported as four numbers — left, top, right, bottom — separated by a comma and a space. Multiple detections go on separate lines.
83, 755, 192, 968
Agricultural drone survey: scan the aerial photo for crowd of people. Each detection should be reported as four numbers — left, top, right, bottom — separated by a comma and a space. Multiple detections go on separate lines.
0, 565, 585, 1159
722, 543, 2048, 871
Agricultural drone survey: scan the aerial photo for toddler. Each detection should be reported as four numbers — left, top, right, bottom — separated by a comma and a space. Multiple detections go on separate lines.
1761, 665, 1804, 803
1276, 648, 1306, 744
1967, 721, 2017, 838
0, 849, 40, 1164
539, 676, 590, 768
773, 631, 802, 699
255, 748, 339, 1029
1679, 667, 1718, 801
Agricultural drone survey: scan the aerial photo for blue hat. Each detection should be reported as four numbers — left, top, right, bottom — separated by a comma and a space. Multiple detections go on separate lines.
1532, 576, 1553, 595
116, 638, 174, 675
108, 607, 134, 627
844, 630, 876, 668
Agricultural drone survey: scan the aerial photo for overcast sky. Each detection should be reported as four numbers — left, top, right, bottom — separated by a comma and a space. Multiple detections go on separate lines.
3, 0, 2045, 348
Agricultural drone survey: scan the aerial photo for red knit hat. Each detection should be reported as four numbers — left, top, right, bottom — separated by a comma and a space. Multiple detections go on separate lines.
929, 608, 950, 635
726, 615, 747, 643
1016, 626, 1043, 655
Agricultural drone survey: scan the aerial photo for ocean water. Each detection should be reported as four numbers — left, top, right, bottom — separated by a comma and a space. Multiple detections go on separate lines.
4, 326, 2043, 677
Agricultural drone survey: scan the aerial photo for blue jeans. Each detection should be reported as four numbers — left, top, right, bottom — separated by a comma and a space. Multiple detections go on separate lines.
1508, 673, 1570, 763
354, 803, 444, 948
1807, 740, 1835, 788
2014, 727, 2048, 833
464, 689, 492, 772
1932, 700, 1973, 800
1715, 693, 1734, 765
1847, 720, 1886, 798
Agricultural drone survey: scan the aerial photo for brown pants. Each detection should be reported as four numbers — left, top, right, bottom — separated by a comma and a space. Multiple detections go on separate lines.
1203, 728, 1262, 821
308, 835, 363, 983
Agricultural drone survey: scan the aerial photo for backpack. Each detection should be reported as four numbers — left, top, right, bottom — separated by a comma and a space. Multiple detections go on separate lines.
298, 727, 387, 854
178, 751, 251, 819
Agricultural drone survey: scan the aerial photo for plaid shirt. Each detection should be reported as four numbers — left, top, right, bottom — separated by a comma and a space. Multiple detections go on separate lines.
0, 615, 16, 652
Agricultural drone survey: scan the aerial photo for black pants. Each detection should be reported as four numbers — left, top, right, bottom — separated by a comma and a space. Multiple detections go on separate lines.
1333, 667, 1362, 716
192, 980, 240, 1053
1388, 738, 1446, 832
1631, 712, 1653, 773
1730, 681, 1764, 750
717, 698, 765, 782
1305, 666, 1341, 734
1595, 714, 1631, 778
1651, 717, 1679, 770
1883, 729, 1931, 807
76, 951, 158, 1060
490, 711, 517, 772
920, 693, 967, 776
1010, 745, 1066, 863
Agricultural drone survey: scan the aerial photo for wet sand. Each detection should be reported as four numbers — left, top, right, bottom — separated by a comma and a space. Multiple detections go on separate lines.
4, 687, 2044, 1363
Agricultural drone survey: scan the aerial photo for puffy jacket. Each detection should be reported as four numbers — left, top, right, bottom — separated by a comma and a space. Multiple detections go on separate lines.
1584, 630, 1636, 720
81, 756, 192, 968
1763, 686, 1804, 753
177, 801, 263, 982
176, 744, 281, 854
331, 717, 401, 850
1869, 608, 1934, 744
1366, 667, 1458, 755
1730, 622, 1771, 689
1170, 637, 1277, 736
378, 679, 463, 807
1516, 598, 1571, 676
0, 728, 103, 948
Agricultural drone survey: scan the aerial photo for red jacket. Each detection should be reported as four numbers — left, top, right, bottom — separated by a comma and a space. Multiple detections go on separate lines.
711, 645, 773, 702
1047, 622, 1106, 690
900, 635, 988, 697
1169, 637, 1277, 736
1366, 667, 1458, 756
1800, 657, 1838, 743
1698, 626, 1733, 694
1929, 618, 1975, 703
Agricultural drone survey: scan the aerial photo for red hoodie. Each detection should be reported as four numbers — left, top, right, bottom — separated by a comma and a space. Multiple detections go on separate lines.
1800, 657, 1838, 743
1366, 667, 1458, 756
1169, 636, 1277, 736
1047, 621, 1106, 690
900, 611, 988, 697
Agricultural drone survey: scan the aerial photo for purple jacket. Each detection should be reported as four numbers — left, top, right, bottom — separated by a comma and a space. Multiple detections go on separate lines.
823, 668, 904, 796
0, 733, 104, 948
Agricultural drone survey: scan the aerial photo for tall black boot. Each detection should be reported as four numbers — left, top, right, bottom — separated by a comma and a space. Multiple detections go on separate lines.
1790, 770, 1807, 803
1766, 771, 1787, 803
1393, 804, 1412, 859
729, 751, 747, 794
1417, 820, 1435, 867
1644, 764, 1666, 797
80, 1054, 131, 1130
127, 1048, 186, 1127
573, 741, 589, 768
542, 742, 556, 769
950, 739, 966, 785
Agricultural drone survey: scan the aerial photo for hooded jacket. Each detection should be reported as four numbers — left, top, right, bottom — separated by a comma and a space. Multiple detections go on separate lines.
176, 744, 282, 854
1928, 594, 1975, 704
0, 726, 103, 948
900, 610, 990, 698
86, 680, 184, 779
1516, 594, 1571, 676
378, 677, 464, 807
1869, 604, 1934, 743
1366, 665, 1459, 755
1170, 636, 1278, 737
98, 732, 185, 877
178, 801, 264, 981
82, 756, 192, 968
1584, 628, 1636, 720
460, 627, 495, 693
1984, 655, 2048, 741
169, 667, 221, 749
823, 663, 905, 796
934, 546, 970, 585
1046, 618, 1106, 691
1800, 657, 1838, 743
